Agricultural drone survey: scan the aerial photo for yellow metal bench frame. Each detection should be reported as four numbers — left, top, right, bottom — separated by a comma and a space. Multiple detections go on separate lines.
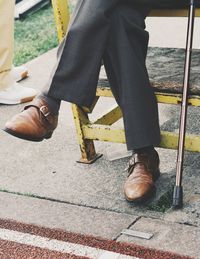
52, 0, 200, 163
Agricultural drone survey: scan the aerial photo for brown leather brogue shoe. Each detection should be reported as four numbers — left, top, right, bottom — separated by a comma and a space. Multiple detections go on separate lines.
4, 98, 58, 142
124, 149, 160, 203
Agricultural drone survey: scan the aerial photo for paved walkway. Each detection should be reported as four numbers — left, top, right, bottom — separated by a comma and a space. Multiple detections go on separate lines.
0, 48, 199, 258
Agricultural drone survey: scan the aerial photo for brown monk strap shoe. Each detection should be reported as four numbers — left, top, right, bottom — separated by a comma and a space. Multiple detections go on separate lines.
4, 98, 58, 142
124, 149, 160, 203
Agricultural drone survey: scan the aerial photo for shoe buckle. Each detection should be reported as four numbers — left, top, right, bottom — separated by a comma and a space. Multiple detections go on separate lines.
40, 105, 50, 117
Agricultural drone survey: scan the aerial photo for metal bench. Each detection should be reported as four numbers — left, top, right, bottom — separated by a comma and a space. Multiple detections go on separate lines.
52, 0, 200, 163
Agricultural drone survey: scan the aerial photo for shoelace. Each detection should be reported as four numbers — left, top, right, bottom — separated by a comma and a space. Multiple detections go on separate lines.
124, 156, 136, 172
125, 153, 149, 176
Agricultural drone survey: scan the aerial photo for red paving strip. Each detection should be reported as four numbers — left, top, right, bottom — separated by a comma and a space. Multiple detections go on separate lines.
0, 239, 88, 259
0, 219, 194, 259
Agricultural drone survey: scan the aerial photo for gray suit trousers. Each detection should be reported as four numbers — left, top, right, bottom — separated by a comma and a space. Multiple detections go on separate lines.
44, 0, 162, 150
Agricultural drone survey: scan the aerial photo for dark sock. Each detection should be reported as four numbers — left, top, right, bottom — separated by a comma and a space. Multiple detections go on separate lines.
133, 145, 154, 154
38, 93, 61, 115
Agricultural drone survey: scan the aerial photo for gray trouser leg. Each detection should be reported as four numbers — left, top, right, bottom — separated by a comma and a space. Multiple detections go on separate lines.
44, 0, 160, 150
44, 0, 120, 107
103, 3, 161, 150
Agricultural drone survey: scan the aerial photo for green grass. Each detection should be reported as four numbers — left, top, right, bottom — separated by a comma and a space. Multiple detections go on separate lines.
14, 5, 58, 66
147, 187, 173, 213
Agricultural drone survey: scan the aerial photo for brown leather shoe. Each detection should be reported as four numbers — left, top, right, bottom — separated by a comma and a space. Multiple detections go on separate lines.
124, 149, 160, 203
4, 98, 58, 142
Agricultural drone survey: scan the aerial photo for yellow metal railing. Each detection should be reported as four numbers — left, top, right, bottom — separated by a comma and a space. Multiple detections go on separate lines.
52, 0, 200, 163
52, 0, 70, 42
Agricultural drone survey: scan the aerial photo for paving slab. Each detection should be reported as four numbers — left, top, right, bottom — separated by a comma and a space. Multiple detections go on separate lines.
117, 217, 200, 258
0, 192, 138, 240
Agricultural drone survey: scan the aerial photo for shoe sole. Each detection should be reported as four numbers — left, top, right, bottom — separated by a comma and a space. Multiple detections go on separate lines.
125, 185, 156, 204
3, 127, 53, 142
20, 95, 36, 104
16, 71, 29, 82
0, 95, 36, 105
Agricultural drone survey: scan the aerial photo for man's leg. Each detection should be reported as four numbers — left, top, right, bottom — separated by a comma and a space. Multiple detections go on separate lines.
5, 0, 160, 147
42, 0, 121, 109
4, 0, 123, 140
0, 0, 15, 91
43, 0, 160, 149
103, 2, 160, 203
103, 2, 160, 151
0, 0, 37, 104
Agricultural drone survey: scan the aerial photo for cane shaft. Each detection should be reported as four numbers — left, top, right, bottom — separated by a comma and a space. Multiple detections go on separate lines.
175, 1, 195, 187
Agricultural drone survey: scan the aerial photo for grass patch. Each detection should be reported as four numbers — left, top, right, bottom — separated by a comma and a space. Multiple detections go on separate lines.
147, 187, 173, 213
14, 5, 58, 66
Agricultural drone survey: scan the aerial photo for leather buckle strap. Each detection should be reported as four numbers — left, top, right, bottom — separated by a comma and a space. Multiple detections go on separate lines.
40, 105, 51, 117
23, 104, 52, 127
24, 104, 51, 118
125, 153, 149, 174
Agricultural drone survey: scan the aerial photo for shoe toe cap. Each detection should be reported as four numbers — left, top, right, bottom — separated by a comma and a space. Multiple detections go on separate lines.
124, 182, 154, 202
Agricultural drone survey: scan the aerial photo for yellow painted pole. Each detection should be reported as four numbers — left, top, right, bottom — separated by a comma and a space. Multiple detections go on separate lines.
82, 124, 200, 152
96, 87, 200, 107
51, 0, 70, 42
71, 104, 102, 163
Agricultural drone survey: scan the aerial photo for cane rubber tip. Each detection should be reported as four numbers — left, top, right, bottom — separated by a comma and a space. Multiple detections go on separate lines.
172, 186, 183, 209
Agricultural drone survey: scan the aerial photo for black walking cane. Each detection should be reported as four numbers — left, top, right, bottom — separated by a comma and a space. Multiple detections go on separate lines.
172, 0, 196, 208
